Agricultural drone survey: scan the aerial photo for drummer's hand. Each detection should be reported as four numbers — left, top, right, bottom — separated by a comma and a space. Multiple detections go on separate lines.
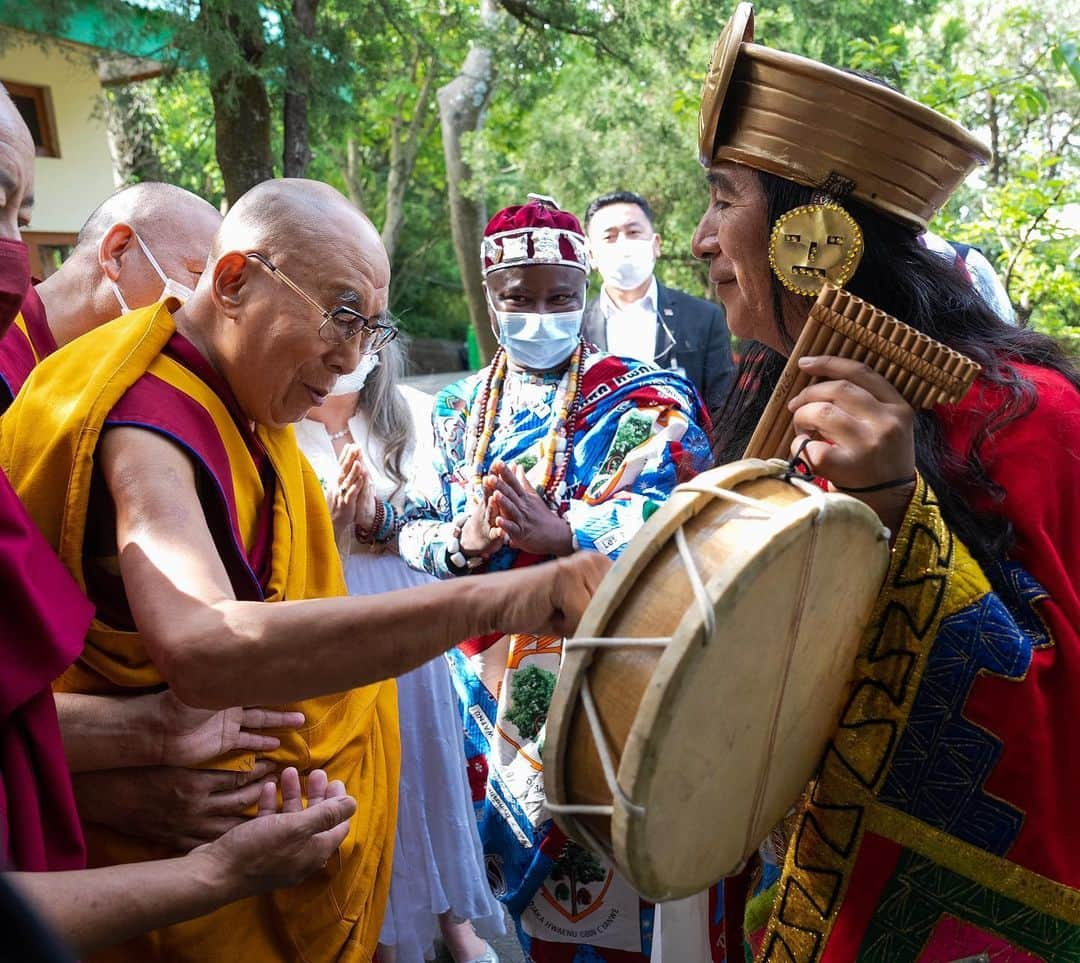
492, 552, 611, 637
489, 461, 574, 557
459, 474, 505, 560
787, 356, 916, 535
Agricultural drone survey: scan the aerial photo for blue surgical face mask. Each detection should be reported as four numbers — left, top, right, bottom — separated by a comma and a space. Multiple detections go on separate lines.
488, 288, 585, 371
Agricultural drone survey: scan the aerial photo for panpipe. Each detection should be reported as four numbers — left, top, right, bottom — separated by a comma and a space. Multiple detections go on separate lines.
744, 283, 981, 460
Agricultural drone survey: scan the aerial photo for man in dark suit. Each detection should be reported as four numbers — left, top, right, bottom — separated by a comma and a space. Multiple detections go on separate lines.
582, 191, 735, 412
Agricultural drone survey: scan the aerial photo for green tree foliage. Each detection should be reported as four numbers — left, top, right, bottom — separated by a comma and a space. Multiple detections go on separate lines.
23, 0, 1076, 345
464, 0, 977, 307
504, 664, 556, 741
848, 0, 1079, 338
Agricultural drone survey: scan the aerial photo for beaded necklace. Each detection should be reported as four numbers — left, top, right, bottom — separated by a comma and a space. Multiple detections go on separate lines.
465, 342, 584, 512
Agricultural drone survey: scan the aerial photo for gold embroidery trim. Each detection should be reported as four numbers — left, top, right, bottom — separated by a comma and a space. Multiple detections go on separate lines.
867, 804, 1080, 924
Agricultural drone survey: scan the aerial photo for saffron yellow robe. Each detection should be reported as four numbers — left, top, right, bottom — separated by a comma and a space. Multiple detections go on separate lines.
0, 302, 399, 962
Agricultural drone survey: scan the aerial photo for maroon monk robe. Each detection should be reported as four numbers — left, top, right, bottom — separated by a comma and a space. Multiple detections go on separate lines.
0, 284, 55, 412
0, 238, 94, 870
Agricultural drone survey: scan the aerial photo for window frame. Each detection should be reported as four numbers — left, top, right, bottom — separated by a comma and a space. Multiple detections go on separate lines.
2, 80, 60, 158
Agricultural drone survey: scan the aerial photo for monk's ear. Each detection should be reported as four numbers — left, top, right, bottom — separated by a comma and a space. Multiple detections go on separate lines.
211, 251, 249, 317
99, 224, 135, 281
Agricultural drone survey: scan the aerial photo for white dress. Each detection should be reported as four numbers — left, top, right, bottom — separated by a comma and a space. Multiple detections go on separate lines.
295, 385, 504, 962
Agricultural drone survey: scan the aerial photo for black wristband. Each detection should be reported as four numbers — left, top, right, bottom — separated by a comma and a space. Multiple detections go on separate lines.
835, 474, 917, 494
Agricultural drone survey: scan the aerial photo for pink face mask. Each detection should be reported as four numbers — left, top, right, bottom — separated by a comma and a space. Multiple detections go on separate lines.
0, 238, 30, 336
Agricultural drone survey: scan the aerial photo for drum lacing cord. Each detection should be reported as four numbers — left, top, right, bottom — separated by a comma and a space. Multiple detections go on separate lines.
551, 482, 788, 826
741, 479, 828, 863
783, 437, 816, 481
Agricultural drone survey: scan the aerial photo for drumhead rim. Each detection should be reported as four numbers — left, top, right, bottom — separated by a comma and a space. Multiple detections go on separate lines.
546, 460, 890, 899
546, 460, 800, 837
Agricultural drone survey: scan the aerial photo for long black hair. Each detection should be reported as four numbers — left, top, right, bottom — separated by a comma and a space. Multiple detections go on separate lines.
711, 170, 1080, 574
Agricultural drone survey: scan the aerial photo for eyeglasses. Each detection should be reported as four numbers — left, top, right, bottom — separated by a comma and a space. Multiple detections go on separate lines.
246, 252, 398, 352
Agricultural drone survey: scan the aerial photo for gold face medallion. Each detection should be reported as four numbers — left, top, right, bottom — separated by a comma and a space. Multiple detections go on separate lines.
768, 204, 864, 295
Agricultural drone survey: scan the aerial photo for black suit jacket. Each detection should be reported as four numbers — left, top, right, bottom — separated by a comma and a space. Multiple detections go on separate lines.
582, 281, 735, 413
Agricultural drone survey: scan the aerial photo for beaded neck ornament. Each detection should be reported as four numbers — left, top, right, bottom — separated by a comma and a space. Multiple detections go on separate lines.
464, 343, 584, 512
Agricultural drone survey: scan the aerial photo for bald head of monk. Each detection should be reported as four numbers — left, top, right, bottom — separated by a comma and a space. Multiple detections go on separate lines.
178, 178, 392, 429
37, 182, 222, 346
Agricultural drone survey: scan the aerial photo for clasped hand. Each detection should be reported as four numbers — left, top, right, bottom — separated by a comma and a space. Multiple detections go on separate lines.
328, 443, 376, 541
459, 460, 573, 559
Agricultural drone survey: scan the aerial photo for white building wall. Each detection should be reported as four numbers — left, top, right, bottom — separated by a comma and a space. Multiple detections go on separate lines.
0, 33, 119, 234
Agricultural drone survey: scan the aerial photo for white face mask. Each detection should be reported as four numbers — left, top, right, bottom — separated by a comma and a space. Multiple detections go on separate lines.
329, 353, 380, 396
594, 237, 656, 291
109, 231, 195, 314
495, 308, 584, 371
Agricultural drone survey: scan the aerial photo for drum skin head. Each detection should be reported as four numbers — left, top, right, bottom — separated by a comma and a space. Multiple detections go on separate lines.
545, 459, 890, 901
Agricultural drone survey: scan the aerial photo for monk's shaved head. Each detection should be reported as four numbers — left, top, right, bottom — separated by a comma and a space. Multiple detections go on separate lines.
76, 182, 220, 252
211, 179, 389, 293
0, 85, 36, 238
37, 181, 223, 346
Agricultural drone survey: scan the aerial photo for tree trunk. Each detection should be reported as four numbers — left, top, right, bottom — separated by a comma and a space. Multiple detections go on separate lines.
343, 137, 364, 208
437, 0, 499, 362
382, 61, 435, 264
103, 84, 165, 184
283, 0, 319, 178
201, 0, 274, 205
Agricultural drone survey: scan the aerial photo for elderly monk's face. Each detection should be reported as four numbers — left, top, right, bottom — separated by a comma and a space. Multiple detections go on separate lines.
0, 107, 35, 241
692, 162, 799, 353
224, 234, 390, 429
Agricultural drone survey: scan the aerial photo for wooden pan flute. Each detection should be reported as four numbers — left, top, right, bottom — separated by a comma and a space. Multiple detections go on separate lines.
744, 283, 981, 461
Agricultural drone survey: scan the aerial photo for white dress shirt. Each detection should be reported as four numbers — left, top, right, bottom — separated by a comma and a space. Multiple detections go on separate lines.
602, 277, 659, 363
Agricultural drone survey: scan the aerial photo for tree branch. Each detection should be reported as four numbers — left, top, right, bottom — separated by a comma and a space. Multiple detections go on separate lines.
929, 49, 1050, 109
1003, 179, 1068, 298
493, 0, 629, 63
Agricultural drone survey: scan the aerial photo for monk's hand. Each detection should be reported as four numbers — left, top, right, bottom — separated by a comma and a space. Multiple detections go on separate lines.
196, 767, 356, 898
458, 471, 505, 560
494, 551, 611, 638
788, 356, 917, 535
155, 689, 305, 767
71, 759, 280, 853
489, 461, 574, 557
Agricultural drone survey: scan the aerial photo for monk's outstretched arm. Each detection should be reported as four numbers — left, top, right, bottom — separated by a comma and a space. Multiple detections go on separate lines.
9, 769, 354, 955
102, 427, 608, 709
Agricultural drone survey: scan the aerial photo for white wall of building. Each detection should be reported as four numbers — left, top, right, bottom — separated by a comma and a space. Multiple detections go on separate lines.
0, 35, 119, 234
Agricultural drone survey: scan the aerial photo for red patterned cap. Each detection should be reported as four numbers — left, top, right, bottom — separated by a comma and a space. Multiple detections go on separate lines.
481, 195, 589, 276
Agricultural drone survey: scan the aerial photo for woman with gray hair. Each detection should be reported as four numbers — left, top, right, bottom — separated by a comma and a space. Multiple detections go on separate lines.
296, 340, 502, 963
